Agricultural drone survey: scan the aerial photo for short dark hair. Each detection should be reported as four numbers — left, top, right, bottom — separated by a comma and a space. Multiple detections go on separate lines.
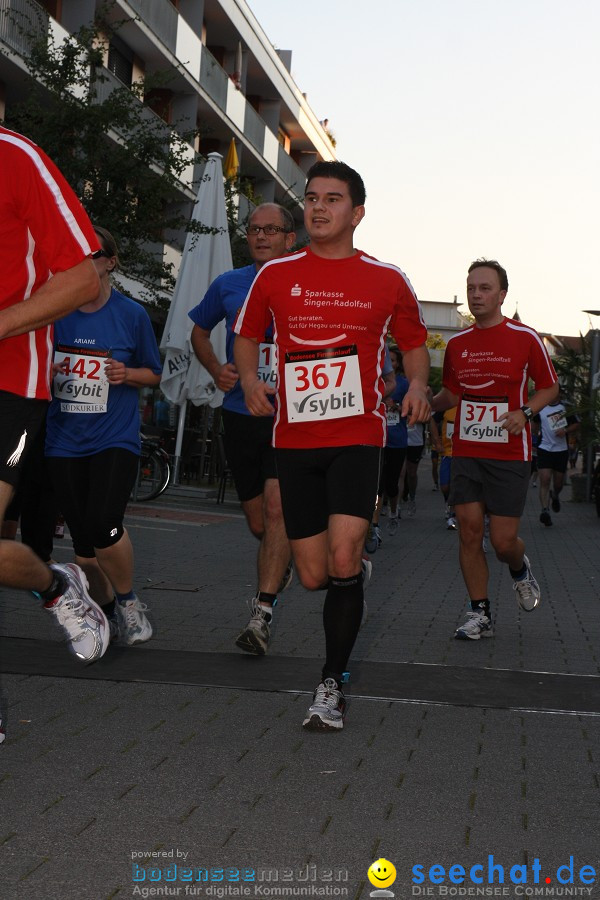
305, 161, 366, 207
249, 202, 295, 233
94, 225, 120, 269
468, 258, 508, 292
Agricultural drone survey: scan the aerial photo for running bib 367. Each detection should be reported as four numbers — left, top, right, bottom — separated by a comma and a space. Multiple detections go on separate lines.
285, 345, 364, 423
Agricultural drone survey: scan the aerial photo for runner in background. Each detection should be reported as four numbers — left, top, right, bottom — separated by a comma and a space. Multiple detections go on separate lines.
432, 258, 558, 641
189, 204, 296, 656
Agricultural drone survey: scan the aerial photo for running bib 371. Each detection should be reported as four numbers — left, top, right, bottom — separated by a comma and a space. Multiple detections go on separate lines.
459, 394, 508, 443
285, 344, 364, 423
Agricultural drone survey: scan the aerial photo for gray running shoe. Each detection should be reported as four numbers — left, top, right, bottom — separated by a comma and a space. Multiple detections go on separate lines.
361, 557, 372, 590
302, 678, 347, 731
277, 560, 294, 594
513, 555, 541, 611
45, 563, 109, 662
455, 610, 494, 640
365, 523, 379, 554
115, 596, 153, 645
388, 517, 399, 536
235, 596, 271, 655
406, 499, 416, 517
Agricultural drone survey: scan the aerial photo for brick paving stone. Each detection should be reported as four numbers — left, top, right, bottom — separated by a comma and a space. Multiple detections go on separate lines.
1, 480, 600, 897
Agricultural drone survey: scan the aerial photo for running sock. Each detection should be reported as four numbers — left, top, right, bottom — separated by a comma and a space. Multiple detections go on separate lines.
103, 598, 116, 618
509, 563, 527, 581
257, 591, 276, 621
116, 589, 136, 605
322, 573, 364, 681
471, 599, 490, 618
37, 569, 68, 605
321, 670, 346, 692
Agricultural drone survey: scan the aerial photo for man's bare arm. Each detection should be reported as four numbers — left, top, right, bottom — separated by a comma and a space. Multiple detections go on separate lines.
0, 259, 99, 340
431, 386, 460, 413
382, 370, 396, 399
190, 325, 239, 392
500, 383, 560, 435
401, 345, 431, 425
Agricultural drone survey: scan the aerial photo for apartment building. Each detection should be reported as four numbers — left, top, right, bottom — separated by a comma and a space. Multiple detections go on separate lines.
0, 0, 336, 287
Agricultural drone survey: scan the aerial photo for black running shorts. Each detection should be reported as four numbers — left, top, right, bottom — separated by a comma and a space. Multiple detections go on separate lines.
450, 457, 531, 517
47, 448, 138, 557
221, 408, 277, 502
0, 391, 48, 489
537, 448, 569, 473
275, 445, 381, 540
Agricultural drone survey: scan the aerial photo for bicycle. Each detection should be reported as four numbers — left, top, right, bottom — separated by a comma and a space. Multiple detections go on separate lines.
132, 436, 171, 502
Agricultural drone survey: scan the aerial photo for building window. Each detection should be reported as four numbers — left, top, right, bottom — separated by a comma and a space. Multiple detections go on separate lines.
145, 89, 173, 125
277, 127, 290, 153
108, 42, 133, 87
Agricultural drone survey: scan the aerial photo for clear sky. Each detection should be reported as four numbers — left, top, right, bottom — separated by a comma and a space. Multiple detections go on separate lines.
248, 0, 599, 337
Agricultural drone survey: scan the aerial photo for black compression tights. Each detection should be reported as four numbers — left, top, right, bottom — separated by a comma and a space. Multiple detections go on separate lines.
322, 573, 364, 684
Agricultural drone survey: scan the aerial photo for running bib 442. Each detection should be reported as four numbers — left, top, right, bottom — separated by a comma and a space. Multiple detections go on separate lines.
459, 395, 508, 443
53, 345, 110, 414
285, 345, 364, 423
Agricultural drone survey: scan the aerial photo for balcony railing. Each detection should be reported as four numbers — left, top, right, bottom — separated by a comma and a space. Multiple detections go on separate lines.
243, 101, 266, 154
127, 0, 177, 55
277, 144, 305, 198
199, 45, 229, 111
0, 0, 48, 56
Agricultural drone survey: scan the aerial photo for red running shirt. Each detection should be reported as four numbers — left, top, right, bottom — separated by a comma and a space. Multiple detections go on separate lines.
0, 127, 99, 399
443, 317, 557, 461
235, 247, 427, 448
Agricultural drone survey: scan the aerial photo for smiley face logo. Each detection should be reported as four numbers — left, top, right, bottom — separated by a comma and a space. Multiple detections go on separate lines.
368, 858, 397, 888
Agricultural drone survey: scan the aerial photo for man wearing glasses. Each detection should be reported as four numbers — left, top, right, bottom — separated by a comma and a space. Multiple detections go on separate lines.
189, 203, 296, 656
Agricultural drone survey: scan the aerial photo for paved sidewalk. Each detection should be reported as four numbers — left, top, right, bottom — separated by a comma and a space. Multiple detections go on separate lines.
1, 474, 600, 899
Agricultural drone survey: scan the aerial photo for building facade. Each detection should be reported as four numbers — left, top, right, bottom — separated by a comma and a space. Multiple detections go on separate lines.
0, 0, 336, 290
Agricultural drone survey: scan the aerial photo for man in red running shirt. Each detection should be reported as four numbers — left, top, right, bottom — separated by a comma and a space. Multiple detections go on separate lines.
432, 259, 558, 640
234, 161, 430, 731
0, 127, 110, 683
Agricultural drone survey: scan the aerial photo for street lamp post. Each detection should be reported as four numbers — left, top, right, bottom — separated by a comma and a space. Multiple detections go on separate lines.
582, 311, 600, 500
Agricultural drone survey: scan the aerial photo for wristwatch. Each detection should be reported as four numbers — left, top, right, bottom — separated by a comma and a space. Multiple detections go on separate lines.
520, 405, 534, 421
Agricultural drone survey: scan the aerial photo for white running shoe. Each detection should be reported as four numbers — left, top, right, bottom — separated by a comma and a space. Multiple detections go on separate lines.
455, 610, 494, 640
388, 517, 399, 536
446, 516, 457, 530
115, 595, 153, 645
513, 555, 541, 611
302, 678, 347, 731
235, 595, 272, 655
45, 563, 109, 662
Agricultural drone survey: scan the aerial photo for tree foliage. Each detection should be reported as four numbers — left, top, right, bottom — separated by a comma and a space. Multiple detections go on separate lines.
551, 335, 600, 451
4, 3, 218, 303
